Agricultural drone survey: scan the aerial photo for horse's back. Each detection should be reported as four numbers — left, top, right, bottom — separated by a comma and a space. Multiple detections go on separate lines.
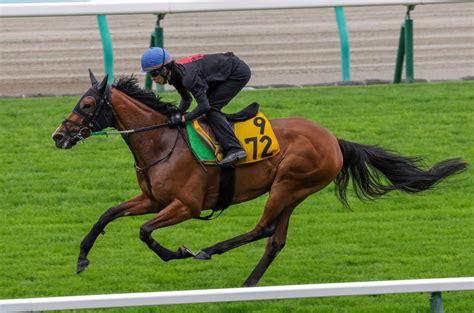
232, 117, 343, 204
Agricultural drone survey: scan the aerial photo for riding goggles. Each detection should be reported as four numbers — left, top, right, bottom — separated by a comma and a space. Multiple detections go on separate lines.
149, 67, 166, 77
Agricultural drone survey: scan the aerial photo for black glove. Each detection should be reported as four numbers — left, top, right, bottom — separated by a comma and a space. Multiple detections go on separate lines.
169, 110, 184, 127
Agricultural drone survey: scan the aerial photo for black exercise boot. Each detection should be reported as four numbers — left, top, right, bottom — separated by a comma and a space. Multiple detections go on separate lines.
206, 109, 247, 166
217, 149, 247, 167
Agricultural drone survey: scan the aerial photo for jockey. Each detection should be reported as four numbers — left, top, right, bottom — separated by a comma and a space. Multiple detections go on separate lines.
141, 47, 251, 167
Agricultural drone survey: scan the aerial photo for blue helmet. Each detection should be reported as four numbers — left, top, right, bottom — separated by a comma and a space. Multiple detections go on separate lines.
141, 47, 172, 72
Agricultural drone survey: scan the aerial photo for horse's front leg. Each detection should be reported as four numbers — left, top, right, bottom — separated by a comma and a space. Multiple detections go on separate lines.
77, 193, 154, 273
139, 199, 196, 261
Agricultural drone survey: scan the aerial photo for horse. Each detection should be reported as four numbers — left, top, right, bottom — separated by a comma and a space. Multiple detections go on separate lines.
51, 71, 467, 287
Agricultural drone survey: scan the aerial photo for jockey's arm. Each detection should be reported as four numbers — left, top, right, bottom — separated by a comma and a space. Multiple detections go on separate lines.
183, 92, 210, 122
177, 90, 192, 113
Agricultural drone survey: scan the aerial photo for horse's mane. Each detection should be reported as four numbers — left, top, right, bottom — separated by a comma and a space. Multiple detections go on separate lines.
113, 75, 177, 116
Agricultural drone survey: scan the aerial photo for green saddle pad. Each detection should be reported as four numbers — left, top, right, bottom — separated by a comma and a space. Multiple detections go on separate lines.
185, 121, 216, 162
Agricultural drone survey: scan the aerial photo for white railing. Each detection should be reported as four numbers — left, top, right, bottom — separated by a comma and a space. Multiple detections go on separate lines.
1, 0, 472, 17
1, 278, 473, 312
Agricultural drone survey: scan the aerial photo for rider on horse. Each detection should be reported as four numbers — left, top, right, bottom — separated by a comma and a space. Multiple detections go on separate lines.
141, 47, 251, 167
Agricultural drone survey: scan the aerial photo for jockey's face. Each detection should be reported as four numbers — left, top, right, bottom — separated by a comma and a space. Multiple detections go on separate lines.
150, 64, 170, 85
152, 74, 167, 85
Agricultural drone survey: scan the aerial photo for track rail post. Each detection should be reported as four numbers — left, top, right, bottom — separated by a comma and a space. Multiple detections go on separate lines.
145, 14, 165, 92
97, 15, 114, 84
334, 7, 351, 81
394, 5, 415, 83
404, 5, 415, 83
430, 292, 444, 313
394, 23, 405, 83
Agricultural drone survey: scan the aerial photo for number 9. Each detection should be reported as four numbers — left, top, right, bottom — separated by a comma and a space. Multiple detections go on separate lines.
254, 117, 266, 135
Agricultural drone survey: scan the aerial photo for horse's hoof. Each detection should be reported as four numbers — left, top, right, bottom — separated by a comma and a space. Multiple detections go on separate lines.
179, 245, 195, 258
194, 250, 211, 261
76, 258, 90, 274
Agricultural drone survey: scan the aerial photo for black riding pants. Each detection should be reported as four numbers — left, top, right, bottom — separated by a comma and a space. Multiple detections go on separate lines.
206, 60, 251, 154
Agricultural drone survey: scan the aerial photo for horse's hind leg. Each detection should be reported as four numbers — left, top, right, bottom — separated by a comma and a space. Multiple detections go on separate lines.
77, 193, 153, 273
242, 206, 294, 287
193, 217, 280, 261
194, 188, 302, 261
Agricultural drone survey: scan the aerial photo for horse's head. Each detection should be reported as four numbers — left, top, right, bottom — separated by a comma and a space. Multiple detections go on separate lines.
52, 70, 115, 149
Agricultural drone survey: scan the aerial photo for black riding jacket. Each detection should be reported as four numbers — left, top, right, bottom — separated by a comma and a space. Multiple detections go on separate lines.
168, 52, 241, 121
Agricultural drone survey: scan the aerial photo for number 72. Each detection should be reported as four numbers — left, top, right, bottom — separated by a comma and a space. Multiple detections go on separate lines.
244, 136, 273, 160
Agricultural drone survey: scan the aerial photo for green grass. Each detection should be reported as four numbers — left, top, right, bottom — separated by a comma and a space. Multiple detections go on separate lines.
0, 81, 473, 312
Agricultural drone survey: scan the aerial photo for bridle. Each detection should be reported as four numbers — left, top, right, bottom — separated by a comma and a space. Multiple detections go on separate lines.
61, 118, 93, 143
61, 85, 112, 143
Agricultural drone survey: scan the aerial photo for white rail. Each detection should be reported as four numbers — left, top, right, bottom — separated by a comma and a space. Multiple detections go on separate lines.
1, 278, 473, 312
1, 0, 472, 17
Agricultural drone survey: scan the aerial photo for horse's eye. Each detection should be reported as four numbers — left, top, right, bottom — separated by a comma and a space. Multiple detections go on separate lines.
81, 96, 96, 111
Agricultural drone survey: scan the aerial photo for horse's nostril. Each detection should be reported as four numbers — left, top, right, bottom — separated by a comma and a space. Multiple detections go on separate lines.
53, 133, 64, 142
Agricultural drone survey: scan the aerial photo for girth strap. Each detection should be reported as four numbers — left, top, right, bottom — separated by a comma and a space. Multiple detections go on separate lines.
196, 166, 235, 220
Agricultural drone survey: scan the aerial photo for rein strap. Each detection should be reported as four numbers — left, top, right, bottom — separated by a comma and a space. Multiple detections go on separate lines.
134, 129, 180, 174
92, 122, 170, 136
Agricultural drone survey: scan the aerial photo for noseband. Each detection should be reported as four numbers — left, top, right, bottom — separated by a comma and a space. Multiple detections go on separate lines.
61, 118, 93, 142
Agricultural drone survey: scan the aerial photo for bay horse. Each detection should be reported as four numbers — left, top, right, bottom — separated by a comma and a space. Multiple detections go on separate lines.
51, 71, 467, 287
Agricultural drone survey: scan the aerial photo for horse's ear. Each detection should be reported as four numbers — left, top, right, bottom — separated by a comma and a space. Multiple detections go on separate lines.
97, 74, 109, 93
88, 69, 98, 86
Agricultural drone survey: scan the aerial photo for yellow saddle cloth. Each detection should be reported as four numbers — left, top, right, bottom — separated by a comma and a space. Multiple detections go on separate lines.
187, 112, 280, 165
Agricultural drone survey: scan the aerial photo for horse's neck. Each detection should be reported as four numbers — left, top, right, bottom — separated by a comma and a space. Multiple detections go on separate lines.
110, 89, 173, 165
110, 89, 168, 130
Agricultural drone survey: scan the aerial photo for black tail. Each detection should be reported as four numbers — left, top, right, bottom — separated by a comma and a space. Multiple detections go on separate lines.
335, 139, 467, 208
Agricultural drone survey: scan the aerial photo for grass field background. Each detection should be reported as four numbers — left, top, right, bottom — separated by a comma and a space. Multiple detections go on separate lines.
0, 81, 473, 312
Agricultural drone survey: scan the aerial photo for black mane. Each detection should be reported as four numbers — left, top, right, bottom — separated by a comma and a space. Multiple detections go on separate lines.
113, 75, 177, 116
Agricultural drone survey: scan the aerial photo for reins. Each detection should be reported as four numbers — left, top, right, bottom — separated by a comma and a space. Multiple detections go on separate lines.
114, 124, 207, 201
92, 122, 207, 174
91, 122, 170, 136
133, 128, 180, 174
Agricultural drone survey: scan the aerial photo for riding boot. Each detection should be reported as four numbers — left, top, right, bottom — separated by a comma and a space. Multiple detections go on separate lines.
206, 108, 246, 165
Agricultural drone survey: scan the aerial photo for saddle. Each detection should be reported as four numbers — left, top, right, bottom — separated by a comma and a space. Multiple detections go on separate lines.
186, 102, 280, 219
223, 102, 259, 122
185, 102, 280, 166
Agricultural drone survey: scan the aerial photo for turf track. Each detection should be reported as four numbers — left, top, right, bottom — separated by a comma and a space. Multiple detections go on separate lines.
0, 82, 473, 312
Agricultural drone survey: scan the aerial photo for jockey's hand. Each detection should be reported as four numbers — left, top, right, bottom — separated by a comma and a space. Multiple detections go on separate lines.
169, 111, 184, 127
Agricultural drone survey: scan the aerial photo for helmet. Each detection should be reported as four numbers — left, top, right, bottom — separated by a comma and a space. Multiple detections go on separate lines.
141, 47, 172, 72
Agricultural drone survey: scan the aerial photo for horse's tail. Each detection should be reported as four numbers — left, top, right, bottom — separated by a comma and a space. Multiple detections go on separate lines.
334, 139, 467, 208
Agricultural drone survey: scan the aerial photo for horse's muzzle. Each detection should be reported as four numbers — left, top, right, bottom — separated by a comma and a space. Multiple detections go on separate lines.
52, 131, 78, 149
